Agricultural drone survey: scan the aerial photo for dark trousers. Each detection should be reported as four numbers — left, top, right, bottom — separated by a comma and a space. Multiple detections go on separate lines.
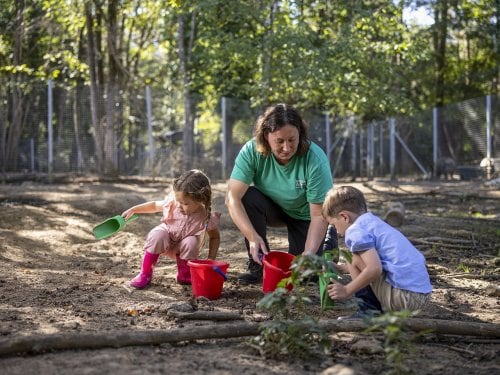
241, 187, 337, 259
355, 286, 383, 313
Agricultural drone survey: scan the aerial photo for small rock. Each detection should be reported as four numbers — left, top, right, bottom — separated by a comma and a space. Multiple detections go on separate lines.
351, 339, 384, 355
485, 284, 500, 297
321, 364, 362, 375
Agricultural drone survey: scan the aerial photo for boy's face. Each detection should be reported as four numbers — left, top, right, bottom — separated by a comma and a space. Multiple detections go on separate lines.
174, 192, 204, 215
327, 212, 350, 237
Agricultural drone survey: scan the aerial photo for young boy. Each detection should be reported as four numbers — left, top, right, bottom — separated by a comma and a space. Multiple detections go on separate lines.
322, 186, 432, 318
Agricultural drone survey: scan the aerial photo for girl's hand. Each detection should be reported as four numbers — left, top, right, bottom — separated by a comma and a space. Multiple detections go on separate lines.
122, 208, 135, 220
327, 279, 350, 300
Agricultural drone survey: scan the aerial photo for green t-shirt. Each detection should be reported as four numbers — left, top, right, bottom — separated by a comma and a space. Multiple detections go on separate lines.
230, 139, 333, 220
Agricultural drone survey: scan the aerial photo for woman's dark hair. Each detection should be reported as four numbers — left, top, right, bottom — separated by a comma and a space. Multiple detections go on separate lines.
253, 103, 310, 156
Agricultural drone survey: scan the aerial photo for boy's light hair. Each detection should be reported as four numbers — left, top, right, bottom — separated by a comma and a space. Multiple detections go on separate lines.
322, 185, 367, 218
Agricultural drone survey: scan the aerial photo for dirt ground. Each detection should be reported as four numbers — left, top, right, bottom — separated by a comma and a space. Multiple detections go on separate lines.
0, 176, 499, 374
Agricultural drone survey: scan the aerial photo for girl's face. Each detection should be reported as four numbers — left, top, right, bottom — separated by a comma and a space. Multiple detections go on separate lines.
174, 192, 204, 215
265, 124, 300, 165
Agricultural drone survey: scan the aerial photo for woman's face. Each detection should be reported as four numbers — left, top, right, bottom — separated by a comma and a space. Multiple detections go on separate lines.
265, 124, 300, 165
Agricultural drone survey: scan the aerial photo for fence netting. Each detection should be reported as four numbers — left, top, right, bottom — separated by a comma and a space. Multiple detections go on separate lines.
1, 78, 498, 182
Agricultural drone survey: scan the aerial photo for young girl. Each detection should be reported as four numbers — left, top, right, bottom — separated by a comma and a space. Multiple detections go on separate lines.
122, 169, 221, 288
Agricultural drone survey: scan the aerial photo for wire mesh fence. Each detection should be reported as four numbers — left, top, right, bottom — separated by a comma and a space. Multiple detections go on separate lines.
0, 78, 498, 182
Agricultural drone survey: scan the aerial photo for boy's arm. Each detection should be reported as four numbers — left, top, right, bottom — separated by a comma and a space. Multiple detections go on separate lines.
328, 248, 382, 300
206, 227, 220, 260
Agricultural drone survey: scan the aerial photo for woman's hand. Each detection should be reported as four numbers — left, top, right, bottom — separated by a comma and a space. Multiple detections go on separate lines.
249, 234, 268, 265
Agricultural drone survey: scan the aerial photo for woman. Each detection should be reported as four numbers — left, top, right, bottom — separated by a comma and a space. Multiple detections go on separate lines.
225, 103, 337, 284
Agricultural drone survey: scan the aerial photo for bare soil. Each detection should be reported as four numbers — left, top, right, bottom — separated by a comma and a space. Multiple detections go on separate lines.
0, 176, 499, 374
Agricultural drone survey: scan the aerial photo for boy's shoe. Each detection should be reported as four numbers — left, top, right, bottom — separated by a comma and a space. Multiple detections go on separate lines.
130, 272, 152, 289
237, 259, 262, 284
337, 309, 381, 320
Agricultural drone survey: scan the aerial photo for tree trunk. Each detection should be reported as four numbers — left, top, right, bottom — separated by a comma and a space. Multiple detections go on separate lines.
4, 0, 26, 172
178, 11, 196, 171
433, 0, 454, 159
85, 1, 104, 172
104, 0, 119, 175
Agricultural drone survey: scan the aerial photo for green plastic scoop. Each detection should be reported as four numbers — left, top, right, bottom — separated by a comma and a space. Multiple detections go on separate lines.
319, 249, 340, 310
92, 214, 139, 240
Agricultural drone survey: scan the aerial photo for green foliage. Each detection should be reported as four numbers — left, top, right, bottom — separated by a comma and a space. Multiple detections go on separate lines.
455, 263, 470, 273
249, 316, 331, 359
365, 310, 422, 374
249, 252, 352, 359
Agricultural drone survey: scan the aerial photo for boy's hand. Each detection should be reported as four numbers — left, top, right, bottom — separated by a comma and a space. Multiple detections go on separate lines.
335, 263, 349, 274
327, 278, 350, 300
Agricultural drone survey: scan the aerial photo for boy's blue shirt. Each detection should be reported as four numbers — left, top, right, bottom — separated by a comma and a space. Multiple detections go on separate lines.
346, 212, 432, 294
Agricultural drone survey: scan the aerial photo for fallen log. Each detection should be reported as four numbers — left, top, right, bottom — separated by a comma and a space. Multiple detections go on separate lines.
0, 318, 498, 357
167, 310, 245, 321
383, 201, 405, 227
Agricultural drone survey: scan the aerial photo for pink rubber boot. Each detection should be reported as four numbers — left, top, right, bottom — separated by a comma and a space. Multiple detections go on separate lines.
130, 251, 159, 289
176, 255, 192, 285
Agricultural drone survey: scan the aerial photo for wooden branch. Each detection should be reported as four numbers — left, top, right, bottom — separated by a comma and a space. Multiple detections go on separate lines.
0, 318, 498, 357
417, 236, 476, 245
0, 322, 260, 357
430, 343, 476, 356
437, 273, 500, 281
167, 310, 244, 321
411, 239, 476, 250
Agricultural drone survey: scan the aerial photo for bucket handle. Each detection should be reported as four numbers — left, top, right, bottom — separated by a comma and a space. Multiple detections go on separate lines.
212, 266, 227, 281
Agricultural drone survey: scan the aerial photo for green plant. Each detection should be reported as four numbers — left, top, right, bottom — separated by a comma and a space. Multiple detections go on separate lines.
248, 316, 331, 359
365, 310, 422, 375
456, 263, 470, 273
249, 253, 340, 359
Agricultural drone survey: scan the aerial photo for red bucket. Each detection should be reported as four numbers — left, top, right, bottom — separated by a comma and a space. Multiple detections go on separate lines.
262, 251, 295, 293
188, 259, 229, 300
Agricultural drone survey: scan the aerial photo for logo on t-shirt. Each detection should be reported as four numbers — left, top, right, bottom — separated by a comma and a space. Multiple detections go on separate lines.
295, 179, 306, 189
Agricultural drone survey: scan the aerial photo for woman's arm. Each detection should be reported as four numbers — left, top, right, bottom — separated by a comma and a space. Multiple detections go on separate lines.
302, 203, 329, 255
225, 179, 268, 264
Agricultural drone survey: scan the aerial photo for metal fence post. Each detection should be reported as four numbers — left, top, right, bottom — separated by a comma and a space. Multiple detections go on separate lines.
30, 138, 35, 173
390, 117, 395, 181
47, 79, 53, 179
486, 95, 492, 178
433, 107, 438, 178
379, 123, 384, 175
350, 117, 356, 179
146, 86, 154, 174
221, 96, 227, 180
367, 122, 374, 180
325, 112, 331, 170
